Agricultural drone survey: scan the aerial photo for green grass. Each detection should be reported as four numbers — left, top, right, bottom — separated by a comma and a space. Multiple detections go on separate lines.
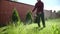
0, 18, 60, 34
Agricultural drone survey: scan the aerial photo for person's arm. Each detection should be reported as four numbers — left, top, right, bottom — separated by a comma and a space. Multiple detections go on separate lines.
42, 2, 44, 9
42, 2, 44, 12
32, 3, 37, 12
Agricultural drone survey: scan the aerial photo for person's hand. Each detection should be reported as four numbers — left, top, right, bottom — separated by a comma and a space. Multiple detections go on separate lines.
32, 10, 34, 13
38, 12, 42, 14
31, 10, 33, 14
40, 12, 42, 14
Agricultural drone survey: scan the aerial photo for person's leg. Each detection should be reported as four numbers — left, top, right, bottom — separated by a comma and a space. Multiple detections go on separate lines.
41, 13, 45, 27
37, 14, 40, 27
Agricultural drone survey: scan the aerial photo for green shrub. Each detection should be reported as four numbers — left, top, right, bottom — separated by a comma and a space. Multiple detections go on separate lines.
10, 8, 21, 26
11, 8, 20, 23
25, 11, 32, 24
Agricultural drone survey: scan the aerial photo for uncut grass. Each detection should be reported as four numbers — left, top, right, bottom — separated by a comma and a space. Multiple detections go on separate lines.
0, 18, 60, 34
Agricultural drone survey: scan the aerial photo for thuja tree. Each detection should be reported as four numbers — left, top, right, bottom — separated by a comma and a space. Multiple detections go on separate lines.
11, 8, 20, 23
25, 11, 33, 24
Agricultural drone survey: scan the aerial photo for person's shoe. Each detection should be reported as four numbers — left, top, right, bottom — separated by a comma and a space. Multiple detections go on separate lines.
38, 25, 41, 27
43, 26, 45, 28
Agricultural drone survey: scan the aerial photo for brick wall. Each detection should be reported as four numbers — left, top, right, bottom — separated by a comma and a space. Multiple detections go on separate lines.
0, 0, 34, 25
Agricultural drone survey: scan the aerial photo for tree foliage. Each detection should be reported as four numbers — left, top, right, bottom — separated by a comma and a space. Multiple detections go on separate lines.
57, 10, 60, 14
25, 11, 32, 24
11, 8, 19, 23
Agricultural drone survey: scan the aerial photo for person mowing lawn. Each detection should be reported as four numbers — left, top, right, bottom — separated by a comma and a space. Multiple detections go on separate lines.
32, 0, 45, 27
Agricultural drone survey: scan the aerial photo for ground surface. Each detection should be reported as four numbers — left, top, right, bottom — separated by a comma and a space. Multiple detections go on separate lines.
0, 18, 60, 34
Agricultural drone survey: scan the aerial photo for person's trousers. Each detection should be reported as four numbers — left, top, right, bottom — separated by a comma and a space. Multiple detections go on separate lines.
36, 13, 45, 27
